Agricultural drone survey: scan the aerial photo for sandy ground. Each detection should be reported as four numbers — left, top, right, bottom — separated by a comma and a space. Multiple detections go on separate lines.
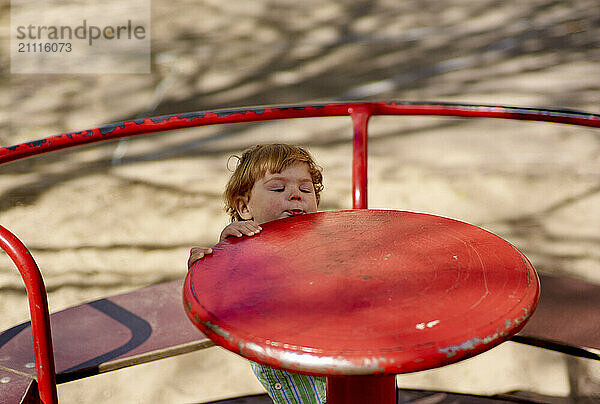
1, 0, 599, 402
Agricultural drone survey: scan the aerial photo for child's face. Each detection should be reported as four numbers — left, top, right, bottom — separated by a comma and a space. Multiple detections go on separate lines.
236, 162, 318, 224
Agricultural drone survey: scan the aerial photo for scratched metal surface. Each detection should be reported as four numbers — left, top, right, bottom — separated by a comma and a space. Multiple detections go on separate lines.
183, 209, 539, 376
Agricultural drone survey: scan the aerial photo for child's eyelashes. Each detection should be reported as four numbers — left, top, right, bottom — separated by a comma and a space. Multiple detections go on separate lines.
267, 184, 314, 194
269, 186, 313, 193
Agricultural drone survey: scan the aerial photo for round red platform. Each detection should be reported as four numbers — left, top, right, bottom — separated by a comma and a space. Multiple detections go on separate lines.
183, 210, 539, 377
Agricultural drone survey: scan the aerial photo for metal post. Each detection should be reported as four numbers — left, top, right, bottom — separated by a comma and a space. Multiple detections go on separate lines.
337, 107, 397, 403
350, 106, 371, 209
0, 225, 58, 404
327, 375, 396, 404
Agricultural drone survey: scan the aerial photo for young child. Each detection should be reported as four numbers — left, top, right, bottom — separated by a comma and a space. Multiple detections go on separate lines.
188, 143, 327, 404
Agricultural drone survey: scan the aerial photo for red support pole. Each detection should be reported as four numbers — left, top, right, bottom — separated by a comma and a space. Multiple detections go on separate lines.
350, 106, 371, 209
327, 375, 396, 404
0, 225, 58, 404
340, 108, 398, 403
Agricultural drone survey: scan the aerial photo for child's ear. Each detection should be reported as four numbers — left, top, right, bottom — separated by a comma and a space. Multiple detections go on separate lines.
236, 196, 253, 220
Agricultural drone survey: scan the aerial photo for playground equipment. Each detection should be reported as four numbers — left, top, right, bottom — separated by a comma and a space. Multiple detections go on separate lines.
0, 101, 599, 403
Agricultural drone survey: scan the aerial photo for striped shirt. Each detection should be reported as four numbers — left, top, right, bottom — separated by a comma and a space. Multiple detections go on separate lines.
250, 361, 327, 404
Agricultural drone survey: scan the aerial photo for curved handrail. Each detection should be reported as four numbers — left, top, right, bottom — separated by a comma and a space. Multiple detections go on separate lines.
0, 225, 58, 404
1, 101, 598, 165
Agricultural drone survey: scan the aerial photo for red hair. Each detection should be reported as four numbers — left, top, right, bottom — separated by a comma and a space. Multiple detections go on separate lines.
224, 144, 324, 221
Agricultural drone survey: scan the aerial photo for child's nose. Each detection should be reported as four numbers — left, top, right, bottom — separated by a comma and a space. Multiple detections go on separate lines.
288, 190, 301, 201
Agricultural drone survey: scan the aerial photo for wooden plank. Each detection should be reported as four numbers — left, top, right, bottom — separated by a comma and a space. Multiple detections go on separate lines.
0, 367, 37, 403
517, 274, 600, 353
0, 279, 213, 387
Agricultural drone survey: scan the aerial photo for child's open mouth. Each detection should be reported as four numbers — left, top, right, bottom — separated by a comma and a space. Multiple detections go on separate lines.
285, 209, 305, 216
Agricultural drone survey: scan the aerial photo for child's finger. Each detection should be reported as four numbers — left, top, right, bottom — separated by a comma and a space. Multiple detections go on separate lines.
241, 223, 256, 234
187, 248, 212, 268
223, 226, 243, 237
241, 222, 261, 236
220, 222, 261, 241
247, 220, 262, 231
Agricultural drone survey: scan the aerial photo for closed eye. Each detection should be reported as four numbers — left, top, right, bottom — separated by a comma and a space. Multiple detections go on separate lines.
271, 187, 285, 192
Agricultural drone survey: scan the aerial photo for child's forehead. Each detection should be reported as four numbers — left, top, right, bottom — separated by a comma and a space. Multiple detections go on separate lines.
257, 162, 311, 181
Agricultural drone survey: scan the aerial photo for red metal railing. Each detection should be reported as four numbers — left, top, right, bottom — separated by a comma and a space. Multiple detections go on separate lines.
0, 226, 58, 404
1, 101, 598, 402
350, 106, 371, 209
2, 102, 598, 166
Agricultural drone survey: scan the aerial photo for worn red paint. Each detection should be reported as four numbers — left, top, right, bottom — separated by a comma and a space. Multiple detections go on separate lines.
2, 102, 598, 165
183, 209, 540, 403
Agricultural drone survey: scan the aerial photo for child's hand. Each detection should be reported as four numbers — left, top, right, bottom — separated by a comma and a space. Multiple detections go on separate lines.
188, 221, 261, 269
219, 220, 262, 242
187, 247, 212, 269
